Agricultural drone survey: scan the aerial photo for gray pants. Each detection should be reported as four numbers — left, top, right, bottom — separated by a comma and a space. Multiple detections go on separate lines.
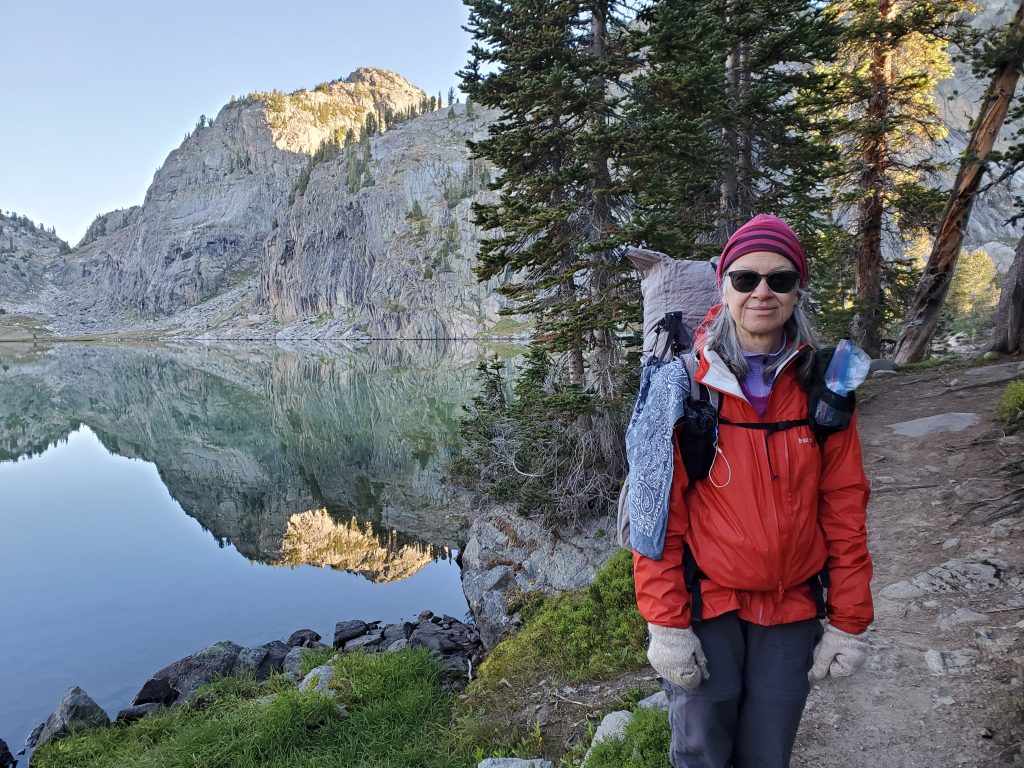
665, 612, 823, 768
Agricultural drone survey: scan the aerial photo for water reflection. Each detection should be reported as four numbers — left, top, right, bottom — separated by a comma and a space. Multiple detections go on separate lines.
280, 509, 447, 582
0, 341, 480, 566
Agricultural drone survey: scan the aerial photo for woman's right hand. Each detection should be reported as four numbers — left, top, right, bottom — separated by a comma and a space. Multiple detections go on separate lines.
647, 623, 710, 689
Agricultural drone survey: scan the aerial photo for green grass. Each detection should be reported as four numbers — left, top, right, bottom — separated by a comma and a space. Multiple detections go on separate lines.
582, 706, 672, 768
995, 380, 1024, 430
897, 357, 947, 372
32, 650, 475, 768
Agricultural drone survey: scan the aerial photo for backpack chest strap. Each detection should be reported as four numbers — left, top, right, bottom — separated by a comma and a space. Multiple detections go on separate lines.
717, 415, 810, 435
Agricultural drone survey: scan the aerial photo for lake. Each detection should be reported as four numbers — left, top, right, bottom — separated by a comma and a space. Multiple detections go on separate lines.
0, 341, 486, 747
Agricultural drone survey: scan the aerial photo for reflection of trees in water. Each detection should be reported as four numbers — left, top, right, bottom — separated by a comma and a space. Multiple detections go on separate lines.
0, 343, 481, 573
279, 508, 454, 583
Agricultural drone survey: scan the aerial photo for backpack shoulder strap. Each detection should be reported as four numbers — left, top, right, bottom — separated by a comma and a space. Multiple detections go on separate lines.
683, 352, 718, 412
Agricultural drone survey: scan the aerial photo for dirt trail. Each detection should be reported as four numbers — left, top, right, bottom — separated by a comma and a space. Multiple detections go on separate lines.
795, 358, 1024, 768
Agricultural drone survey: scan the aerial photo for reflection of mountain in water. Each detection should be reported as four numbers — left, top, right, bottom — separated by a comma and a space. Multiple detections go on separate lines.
0, 342, 479, 572
281, 509, 448, 583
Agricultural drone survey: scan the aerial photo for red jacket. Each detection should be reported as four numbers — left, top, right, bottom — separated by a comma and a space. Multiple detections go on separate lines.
633, 346, 874, 634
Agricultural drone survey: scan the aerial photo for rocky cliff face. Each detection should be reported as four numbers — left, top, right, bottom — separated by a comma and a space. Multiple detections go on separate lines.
0, 213, 69, 305
9, 27, 1022, 339
44, 68, 444, 334
264, 104, 503, 338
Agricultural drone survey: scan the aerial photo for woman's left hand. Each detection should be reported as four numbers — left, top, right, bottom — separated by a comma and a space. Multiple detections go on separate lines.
809, 624, 869, 681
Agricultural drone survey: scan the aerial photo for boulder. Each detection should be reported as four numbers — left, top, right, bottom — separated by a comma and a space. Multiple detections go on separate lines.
282, 644, 331, 681
583, 710, 634, 766
298, 664, 336, 694
34, 686, 111, 749
26, 723, 44, 749
131, 677, 177, 707
382, 621, 414, 644
115, 703, 162, 724
234, 640, 290, 680
334, 620, 369, 648
286, 629, 321, 647
0, 737, 15, 768
639, 690, 669, 710
132, 640, 242, 706
461, 504, 616, 648
343, 630, 386, 652
409, 621, 462, 653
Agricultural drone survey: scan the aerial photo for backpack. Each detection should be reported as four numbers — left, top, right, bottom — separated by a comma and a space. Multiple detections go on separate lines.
617, 312, 856, 549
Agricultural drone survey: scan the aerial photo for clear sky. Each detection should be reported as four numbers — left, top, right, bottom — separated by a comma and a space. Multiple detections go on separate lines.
0, 0, 474, 245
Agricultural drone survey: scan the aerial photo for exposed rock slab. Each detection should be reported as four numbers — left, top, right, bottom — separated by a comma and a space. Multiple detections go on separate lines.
936, 608, 989, 631
924, 648, 979, 675
888, 413, 982, 437
880, 549, 1009, 599
461, 503, 618, 648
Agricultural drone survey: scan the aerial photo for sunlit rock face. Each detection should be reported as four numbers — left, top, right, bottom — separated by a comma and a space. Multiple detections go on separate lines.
0, 343, 475, 560
279, 509, 442, 583
262, 68, 427, 155
50, 69, 431, 328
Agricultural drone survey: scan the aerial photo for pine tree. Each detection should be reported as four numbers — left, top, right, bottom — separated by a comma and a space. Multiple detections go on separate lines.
448, 86, 456, 107
623, 0, 842, 258
824, 0, 970, 356
459, 0, 638, 522
896, 2, 1024, 361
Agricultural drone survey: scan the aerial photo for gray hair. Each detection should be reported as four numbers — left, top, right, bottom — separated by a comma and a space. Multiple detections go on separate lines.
703, 285, 817, 386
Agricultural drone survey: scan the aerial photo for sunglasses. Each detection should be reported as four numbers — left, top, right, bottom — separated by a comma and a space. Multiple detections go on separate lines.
725, 269, 800, 294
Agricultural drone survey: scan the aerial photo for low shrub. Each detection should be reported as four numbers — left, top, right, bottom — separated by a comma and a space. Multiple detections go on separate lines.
583, 705, 671, 768
460, 549, 647, 752
995, 380, 1024, 430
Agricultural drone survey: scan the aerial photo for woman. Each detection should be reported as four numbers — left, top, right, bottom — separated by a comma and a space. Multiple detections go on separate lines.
633, 214, 874, 768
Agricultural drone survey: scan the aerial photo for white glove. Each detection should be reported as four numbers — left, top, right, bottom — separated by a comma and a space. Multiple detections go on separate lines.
647, 623, 709, 689
809, 624, 868, 681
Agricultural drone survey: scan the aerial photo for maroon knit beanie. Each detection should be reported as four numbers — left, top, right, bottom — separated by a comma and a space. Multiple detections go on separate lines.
717, 214, 808, 288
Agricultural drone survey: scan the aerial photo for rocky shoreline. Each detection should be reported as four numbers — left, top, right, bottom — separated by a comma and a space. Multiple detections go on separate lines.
10, 611, 483, 763
6, 499, 618, 766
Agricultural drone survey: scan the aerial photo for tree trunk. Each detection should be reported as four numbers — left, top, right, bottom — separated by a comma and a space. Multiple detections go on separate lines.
988, 233, 1024, 354
719, 0, 741, 239
586, 1, 621, 401
893, 1, 1024, 363
850, 0, 893, 358
737, 37, 753, 219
